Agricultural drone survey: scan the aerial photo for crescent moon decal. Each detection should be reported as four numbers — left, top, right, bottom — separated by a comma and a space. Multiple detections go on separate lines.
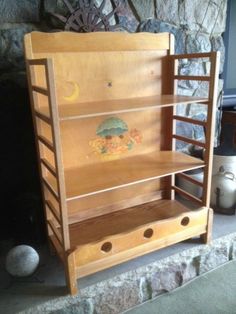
63, 81, 80, 102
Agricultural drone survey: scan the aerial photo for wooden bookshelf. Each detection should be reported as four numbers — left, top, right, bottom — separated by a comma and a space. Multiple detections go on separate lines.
24, 31, 220, 295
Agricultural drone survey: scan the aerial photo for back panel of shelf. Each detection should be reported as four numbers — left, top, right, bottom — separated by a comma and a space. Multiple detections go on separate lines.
28, 32, 175, 224
45, 108, 174, 222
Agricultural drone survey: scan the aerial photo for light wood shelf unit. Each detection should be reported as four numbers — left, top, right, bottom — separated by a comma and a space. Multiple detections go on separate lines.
24, 31, 220, 295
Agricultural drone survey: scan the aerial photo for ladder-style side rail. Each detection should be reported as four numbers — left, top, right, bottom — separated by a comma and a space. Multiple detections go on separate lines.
170, 51, 220, 208
44, 58, 70, 250
26, 58, 70, 251
202, 52, 220, 207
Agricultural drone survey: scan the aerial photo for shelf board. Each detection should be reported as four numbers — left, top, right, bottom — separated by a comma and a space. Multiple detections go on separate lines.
39, 95, 208, 120
47, 151, 204, 201
68, 199, 206, 247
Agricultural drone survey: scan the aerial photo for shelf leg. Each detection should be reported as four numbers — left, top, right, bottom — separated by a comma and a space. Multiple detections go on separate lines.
66, 251, 78, 295
200, 208, 213, 244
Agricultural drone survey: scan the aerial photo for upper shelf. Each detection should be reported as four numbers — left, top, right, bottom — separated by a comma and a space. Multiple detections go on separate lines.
46, 151, 205, 201
38, 94, 208, 121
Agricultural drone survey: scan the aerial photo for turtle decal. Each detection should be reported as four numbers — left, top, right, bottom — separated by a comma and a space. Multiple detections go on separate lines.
89, 117, 142, 160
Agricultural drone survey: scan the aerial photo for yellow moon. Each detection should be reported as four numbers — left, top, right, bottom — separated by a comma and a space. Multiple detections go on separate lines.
63, 81, 80, 102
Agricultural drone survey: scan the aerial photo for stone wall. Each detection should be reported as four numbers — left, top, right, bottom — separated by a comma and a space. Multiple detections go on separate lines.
0, 0, 227, 81
0, 0, 227, 147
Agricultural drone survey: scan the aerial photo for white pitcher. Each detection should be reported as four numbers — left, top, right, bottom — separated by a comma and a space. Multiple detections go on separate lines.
211, 166, 236, 209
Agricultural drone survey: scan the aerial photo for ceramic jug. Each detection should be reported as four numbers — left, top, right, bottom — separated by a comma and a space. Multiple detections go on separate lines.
210, 166, 236, 210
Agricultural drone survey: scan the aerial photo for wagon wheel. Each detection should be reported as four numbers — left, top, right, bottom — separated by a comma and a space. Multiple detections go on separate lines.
52, 0, 120, 32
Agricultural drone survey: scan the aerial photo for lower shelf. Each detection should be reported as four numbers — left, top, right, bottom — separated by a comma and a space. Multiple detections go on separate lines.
52, 199, 209, 277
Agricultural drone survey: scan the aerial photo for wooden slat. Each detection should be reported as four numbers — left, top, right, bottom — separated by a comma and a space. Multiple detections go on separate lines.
69, 199, 205, 248
25, 31, 172, 53
201, 208, 213, 244
25, 50, 54, 259
170, 52, 212, 59
35, 110, 51, 124
173, 134, 206, 148
48, 219, 63, 245
60, 96, 209, 120
27, 58, 48, 66
46, 151, 204, 200
66, 252, 77, 295
41, 158, 56, 176
32, 85, 49, 96
177, 172, 204, 187
45, 58, 70, 251
38, 95, 208, 121
42, 178, 59, 201
76, 224, 207, 278
174, 75, 210, 81
46, 200, 61, 223
68, 190, 164, 224
38, 135, 54, 151
202, 51, 221, 207
173, 115, 207, 126
172, 185, 203, 205
36, 95, 208, 119
167, 35, 177, 201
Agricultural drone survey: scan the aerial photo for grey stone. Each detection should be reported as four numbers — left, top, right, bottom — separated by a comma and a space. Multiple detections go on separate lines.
0, 0, 40, 23
192, 81, 209, 98
196, 244, 230, 275
50, 299, 93, 314
139, 277, 152, 302
177, 79, 209, 100
176, 104, 188, 116
177, 86, 195, 97
179, 0, 227, 34
151, 265, 182, 297
180, 260, 198, 284
5, 245, 39, 277
113, 0, 139, 32
186, 78, 223, 119
44, 0, 82, 17
155, 0, 180, 26
188, 103, 208, 117
0, 24, 38, 71
81, 274, 141, 314
138, 19, 185, 54
229, 236, 236, 260
178, 80, 197, 93
211, 36, 225, 74
191, 113, 207, 140
186, 33, 211, 54
176, 119, 193, 150
130, 0, 155, 21
178, 60, 206, 91
179, 60, 205, 77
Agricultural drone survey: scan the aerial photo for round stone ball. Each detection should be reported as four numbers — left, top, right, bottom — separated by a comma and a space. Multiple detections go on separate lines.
5, 245, 39, 277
